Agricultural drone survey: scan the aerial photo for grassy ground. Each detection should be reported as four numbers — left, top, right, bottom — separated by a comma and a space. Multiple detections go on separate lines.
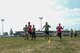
0, 36, 80, 53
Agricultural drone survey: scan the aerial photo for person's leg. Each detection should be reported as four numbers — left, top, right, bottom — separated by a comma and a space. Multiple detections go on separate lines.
34, 32, 36, 40
32, 32, 34, 40
58, 33, 61, 39
58, 33, 59, 39
47, 31, 49, 40
29, 32, 33, 40
27, 32, 30, 40
24, 33, 26, 40
45, 31, 47, 39
74, 33, 77, 37
71, 33, 73, 37
60, 33, 62, 39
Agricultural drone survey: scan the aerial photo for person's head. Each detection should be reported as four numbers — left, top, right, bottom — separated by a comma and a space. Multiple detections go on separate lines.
33, 25, 34, 27
28, 22, 30, 25
25, 24, 27, 27
46, 22, 48, 25
59, 23, 61, 26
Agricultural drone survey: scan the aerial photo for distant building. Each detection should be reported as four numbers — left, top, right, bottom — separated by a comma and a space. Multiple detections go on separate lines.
13, 30, 80, 37
62, 31, 70, 36
14, 31, 24, 37
14, 31, 54, 37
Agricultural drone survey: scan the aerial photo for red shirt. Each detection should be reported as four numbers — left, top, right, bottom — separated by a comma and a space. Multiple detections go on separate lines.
28, 25, 32, 32
56, 26, 63, 33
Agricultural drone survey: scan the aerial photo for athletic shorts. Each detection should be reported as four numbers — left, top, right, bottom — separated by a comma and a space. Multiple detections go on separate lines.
58, 33, 61, 36
28, 31, 32, 35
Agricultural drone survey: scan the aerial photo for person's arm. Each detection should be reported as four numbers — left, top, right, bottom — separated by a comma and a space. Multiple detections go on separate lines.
23, 27, 25, 31
42, 25, 45, 30
49, 25, 51, 28
56, 26, 58, 29
35, 28, 36, 32
62, 26, 64, 29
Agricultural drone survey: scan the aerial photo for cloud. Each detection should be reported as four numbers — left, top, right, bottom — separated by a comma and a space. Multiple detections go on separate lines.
0, 0, 80, 32
54, 0, 80, 8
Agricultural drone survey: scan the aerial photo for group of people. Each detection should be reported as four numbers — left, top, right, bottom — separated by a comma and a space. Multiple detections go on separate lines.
23, 22, 36, 40
70, 28, 77, 37
23, 21, 64, 40
23, 21, 77, 40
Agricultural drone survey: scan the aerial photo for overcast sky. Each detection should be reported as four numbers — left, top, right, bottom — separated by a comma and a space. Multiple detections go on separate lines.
0, 0, 80, 34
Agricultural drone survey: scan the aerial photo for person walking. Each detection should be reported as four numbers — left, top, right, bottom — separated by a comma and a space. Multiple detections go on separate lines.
74, 30, 77, 37
23, 24, 28, 40
70, 28, 73, 37
32, 25, 36, 40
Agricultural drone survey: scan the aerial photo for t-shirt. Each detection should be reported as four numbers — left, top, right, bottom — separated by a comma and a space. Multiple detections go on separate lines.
23, 26, 27, 32
56, 26, 63, 33
32, 27, 36, 32
28, 25, 32, 32
43, 25, 50, 31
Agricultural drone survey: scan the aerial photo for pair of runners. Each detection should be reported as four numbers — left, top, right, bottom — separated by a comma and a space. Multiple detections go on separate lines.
43, 22, 63, 39
23, 22, 36, 40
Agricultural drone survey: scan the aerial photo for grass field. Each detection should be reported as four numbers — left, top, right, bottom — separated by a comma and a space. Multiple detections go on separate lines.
0, 36, 80, 53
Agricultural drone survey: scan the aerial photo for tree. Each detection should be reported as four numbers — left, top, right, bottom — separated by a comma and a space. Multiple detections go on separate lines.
10, 28, 13, 37
3, 32, 8, 37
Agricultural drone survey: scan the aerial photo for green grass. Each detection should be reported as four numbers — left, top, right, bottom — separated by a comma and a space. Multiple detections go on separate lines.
0, 36, 80, 53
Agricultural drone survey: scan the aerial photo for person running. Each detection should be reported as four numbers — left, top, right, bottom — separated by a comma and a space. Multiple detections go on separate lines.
74, 30, 77, 37
56, 23, 63, 39
70, 28, 73, 37
23, 24, 28, 40
27, 22, 32, 40
43, 22, 51, 39
32, 25, 36, 40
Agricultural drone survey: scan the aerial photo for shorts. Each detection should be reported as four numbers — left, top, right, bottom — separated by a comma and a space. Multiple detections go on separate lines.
58, 33, 61, 36
28, 31, 32, 35
32, 32, 35, 35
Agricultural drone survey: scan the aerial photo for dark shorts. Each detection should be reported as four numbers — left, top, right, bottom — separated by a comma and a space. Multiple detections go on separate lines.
32, 32, 35, 35
28, 31, 32, 35
58, 33, 62, 39
45, 31, 49, 35
58, 33, 61, 36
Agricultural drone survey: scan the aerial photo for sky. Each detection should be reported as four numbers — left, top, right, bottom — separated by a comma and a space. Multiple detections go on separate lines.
0, 0, 80, 34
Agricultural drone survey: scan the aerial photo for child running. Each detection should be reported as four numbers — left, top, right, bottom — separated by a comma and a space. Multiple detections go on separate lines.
43, 22, 51, 40
56, 23, 64, 39
27, 22, 32, 40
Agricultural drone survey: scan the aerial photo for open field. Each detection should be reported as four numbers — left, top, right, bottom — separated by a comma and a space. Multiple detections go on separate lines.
0, 36, 80, 53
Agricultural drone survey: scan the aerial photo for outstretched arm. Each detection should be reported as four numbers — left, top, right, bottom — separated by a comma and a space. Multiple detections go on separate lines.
62, 26, 64, 29
49, 25, 51, 28
42, 26, 44, 30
